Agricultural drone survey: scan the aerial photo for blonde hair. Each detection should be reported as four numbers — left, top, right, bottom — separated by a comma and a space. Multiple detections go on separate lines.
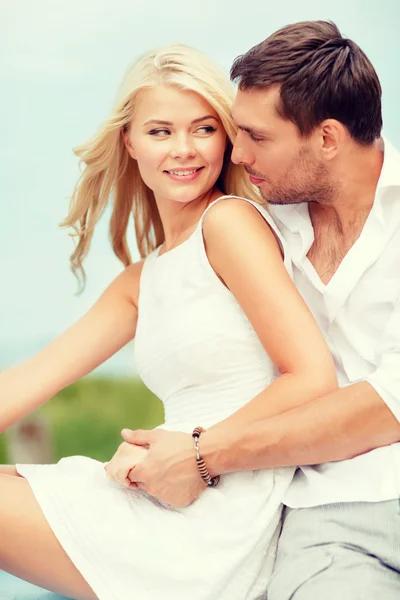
61, 44, 261, 287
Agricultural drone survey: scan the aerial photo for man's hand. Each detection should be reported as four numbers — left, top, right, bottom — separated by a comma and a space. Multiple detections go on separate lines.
104, 442, 148, 488
121, 428, 205, 508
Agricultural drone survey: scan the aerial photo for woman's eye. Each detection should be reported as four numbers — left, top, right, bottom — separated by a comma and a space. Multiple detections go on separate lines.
196, 126, 217, 134
148, 129, 170, 136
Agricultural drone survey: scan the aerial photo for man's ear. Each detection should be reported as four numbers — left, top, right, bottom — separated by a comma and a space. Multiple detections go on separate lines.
318, 119, 346, 161
121, 128, 137, 160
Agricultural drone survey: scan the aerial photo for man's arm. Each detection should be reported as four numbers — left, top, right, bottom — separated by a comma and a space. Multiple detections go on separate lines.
202, 381, 400, 476
202, 283, 400, 474
123, 380, 400, 507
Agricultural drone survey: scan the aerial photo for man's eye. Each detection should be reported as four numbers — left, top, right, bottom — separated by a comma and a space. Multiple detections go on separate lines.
148, 129, 170, 136
249, 133, 263, 143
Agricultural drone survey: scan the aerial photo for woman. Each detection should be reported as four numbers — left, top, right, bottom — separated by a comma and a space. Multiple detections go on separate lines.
0, 45, 337, 599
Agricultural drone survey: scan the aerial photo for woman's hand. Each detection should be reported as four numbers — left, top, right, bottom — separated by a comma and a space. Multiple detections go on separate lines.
104, 441, 149, 488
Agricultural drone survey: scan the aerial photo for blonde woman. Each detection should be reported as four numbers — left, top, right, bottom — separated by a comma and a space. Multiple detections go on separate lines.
0, 46, 337, 600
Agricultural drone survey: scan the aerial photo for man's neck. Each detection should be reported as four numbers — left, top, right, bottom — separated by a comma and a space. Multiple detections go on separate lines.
309, 140, 384, 234
306, 140, 384, 284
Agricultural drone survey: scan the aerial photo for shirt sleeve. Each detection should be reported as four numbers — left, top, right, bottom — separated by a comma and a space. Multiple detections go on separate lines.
367, 290, 400, 422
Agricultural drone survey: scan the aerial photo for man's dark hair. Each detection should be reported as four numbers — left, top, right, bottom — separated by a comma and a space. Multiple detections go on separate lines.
230, 21, 382, 144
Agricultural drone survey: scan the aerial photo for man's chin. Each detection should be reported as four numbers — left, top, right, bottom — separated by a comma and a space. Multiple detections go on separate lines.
258, 183, 309, 205
261, 194, 305, 206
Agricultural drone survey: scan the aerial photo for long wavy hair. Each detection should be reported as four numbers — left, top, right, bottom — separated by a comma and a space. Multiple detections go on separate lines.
61, 44, 261, 288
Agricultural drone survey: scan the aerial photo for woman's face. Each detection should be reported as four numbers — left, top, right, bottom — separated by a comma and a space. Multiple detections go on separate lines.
124, 85, 227, 206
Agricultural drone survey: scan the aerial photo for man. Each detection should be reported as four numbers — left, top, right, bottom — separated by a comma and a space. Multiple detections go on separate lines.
123, 21, 400, 598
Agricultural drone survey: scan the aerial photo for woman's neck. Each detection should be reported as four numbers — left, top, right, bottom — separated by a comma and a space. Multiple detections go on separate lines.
156, 187, 223, 250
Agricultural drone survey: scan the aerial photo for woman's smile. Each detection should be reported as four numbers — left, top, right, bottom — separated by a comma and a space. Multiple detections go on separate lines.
163, 166, 204, 182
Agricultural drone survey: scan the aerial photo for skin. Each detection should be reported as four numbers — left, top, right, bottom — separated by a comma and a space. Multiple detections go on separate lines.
119, 85, 400, 507
0, 82, 339, 593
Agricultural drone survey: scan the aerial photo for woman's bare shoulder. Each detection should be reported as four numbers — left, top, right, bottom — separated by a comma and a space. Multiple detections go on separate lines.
202, 197, 280, 257
117, 259, 146, 309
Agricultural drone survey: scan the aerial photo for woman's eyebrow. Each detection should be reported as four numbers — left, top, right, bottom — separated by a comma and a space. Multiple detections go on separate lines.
191, 115, 219, 124
143, 115, 218, 127
143, 119, 173, 126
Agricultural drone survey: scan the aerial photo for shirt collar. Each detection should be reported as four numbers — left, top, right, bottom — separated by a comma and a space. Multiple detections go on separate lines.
376, 136, 400, 189
374, 137, 400, 225
269, 202, 310, 235
269, 203, 313, 264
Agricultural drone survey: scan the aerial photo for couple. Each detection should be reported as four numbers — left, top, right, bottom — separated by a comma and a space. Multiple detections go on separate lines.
1, 19, 400, 600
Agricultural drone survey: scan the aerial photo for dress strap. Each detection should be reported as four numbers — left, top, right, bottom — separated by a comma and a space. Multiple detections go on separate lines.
194, 195, 291, 273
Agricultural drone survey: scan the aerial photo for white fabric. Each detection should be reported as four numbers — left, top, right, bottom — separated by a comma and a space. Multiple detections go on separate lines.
269, 138, 400, 507
17, 196, 294, 600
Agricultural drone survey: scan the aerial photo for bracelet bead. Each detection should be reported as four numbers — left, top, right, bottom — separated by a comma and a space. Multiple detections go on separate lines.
192, 427, 220, 488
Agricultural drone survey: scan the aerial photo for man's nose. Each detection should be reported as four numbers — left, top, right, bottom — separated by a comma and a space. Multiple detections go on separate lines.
231, 137, 253, 166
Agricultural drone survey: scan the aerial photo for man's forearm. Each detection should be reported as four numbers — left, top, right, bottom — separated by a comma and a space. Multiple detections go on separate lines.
202, 382, 400, 475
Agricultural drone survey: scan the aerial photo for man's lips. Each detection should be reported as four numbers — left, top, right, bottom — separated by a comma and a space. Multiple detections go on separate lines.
245, 169, 265, 185
248, 175, 265, 185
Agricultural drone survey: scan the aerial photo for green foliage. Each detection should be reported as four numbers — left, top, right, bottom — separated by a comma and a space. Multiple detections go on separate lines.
0, 377, 164, 463
0, 434, 7, 464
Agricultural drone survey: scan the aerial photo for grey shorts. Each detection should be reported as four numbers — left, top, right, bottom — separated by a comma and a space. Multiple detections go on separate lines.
267, 499, 400, 600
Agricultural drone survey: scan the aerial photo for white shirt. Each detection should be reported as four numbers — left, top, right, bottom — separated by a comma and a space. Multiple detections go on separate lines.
270, 138, 400, 507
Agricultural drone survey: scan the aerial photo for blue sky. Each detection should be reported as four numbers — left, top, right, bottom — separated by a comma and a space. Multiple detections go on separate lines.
1, 0, 399, 374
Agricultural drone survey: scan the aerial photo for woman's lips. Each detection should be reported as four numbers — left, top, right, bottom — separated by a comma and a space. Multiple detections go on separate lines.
164, 167, 204, 182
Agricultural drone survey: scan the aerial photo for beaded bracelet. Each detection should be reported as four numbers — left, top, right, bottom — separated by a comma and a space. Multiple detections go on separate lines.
192, 426, 220, 487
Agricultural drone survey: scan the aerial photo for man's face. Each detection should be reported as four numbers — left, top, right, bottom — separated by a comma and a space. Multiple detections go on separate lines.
231, 86, 333, 205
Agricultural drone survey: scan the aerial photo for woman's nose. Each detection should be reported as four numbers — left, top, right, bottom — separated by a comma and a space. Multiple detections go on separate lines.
169, 135, 196, 160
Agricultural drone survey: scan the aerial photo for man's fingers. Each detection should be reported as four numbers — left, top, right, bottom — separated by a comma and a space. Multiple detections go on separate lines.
128, 468, 144, 490
121, 428, 153, 446
134, 481, 146, 490
128, 464, 144, 483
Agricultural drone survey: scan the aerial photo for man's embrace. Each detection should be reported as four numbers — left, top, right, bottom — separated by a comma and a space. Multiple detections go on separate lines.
124, 20, 400, 598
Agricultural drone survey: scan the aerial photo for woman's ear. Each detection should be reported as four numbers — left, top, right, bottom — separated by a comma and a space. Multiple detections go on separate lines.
121, 128, 137, 160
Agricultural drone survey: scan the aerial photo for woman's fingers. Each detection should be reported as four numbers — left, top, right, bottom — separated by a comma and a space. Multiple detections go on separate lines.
117, 466, 130, 486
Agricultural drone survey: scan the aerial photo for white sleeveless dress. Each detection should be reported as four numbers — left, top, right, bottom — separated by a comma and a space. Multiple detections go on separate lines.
17, 196, 295, 600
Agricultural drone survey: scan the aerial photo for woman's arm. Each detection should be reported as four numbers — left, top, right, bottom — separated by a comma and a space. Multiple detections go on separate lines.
0, 261, 143, 432
202, 198, 338, 422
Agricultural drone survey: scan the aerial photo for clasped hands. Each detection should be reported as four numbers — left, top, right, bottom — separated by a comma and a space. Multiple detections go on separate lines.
104, 428, 205, 508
